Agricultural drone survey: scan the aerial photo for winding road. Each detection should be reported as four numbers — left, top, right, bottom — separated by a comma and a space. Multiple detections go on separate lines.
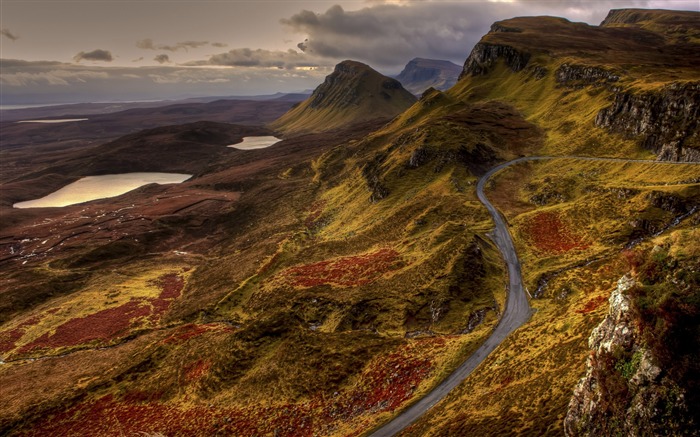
368, 156, 700, 437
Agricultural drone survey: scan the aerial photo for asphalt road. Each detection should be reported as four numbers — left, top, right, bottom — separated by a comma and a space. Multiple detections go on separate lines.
367, 156, 700, 437
368, 158, 533, 437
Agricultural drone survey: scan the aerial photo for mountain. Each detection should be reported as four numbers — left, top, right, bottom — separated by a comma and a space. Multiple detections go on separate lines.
270, 60, 417, 135
1, 8, 699, 437
395, 9, 700, 435
454, 9, 700, 161
395, 58, 462, 94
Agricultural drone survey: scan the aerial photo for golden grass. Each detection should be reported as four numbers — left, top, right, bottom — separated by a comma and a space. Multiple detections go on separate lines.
402, 156, 699, 435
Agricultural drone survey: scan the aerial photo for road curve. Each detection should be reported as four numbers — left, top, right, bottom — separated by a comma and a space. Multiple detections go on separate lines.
368, 158, 533, 437
367, 156, 700, 437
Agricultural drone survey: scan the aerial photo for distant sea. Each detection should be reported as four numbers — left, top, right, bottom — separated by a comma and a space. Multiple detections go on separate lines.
0, 99, 167, 110
0, 103, 69, 110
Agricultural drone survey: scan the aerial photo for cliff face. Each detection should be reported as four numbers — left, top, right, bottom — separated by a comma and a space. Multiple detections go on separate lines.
595, 82, 700, 162
564, 275, 690, 436
452, 10, 700, 161
459, 43, 530, 79
555, 64, 620, 88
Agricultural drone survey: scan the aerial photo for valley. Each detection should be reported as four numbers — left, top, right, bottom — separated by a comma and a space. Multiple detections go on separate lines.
1, 7, 699, 437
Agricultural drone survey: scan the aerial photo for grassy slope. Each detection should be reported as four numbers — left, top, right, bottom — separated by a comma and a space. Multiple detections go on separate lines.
401, 159, 699, 436
0, 103, 525, 435
396, 11, 700, 435
2, 10, 698, 437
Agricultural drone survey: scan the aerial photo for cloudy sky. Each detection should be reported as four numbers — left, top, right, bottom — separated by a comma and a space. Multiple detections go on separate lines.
1, 0, 697, 104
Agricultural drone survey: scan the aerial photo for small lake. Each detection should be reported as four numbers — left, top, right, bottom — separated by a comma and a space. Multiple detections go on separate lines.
228, 136, 281, 150
13, 173, 192, 208
16, 118, 88, 124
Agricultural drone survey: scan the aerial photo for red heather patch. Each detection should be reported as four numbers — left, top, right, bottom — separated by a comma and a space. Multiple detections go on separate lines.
0, 316, 40, 354
18, 274, 185, 352
313, 337, 446, 428
344, 338, 442, 412
184, 360, 212, 382
523, 212, 590, 254
22, 338, 447, 436
19, 300, 151, 352
576, 295, 608, 314
149, 273, 184, 321
161, 323, 234, 345
28, 395, 317, 437
280, 249, 400, 287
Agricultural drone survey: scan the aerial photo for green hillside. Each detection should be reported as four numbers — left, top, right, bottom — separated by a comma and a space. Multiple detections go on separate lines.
1, 8, 698, 437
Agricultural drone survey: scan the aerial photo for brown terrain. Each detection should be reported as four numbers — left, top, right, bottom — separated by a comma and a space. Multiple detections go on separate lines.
1, 8, 699, 437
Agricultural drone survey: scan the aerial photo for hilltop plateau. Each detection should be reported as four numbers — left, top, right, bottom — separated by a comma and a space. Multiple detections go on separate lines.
0, 8, 698, 437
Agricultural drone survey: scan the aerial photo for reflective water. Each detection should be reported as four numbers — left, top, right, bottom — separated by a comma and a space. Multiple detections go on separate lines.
13, 173, 191, 208
228, 136, 281, 150
16, 118, 89, 123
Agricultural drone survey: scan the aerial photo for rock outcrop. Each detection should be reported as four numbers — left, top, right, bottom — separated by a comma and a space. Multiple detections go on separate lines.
564, 275, 689, 436
459, 43, 530, 78
555, 63, 620, 88
595, 82, 700, 162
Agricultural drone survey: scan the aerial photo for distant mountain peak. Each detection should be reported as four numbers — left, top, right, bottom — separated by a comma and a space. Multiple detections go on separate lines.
395, 58, 462, 94
271, 60, 416, 135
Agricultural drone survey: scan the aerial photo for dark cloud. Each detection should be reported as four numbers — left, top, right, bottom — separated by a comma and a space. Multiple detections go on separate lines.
136, 38, 209, 52
154, 54, 171, 64
210, 42, 228, 48
280, 1, 663, 69
1, 28, 19, 41
201, 48, 323, 69
132, 56, 144, 62
73, 49, 114, 63
281, 3, 501, 68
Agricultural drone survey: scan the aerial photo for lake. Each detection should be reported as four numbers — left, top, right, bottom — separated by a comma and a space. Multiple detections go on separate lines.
228, 136, 281, 150
16, 119, 88, 124
13, 173, 192, 208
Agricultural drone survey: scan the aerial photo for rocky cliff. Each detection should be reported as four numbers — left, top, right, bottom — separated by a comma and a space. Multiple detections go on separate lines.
555, 64, 620, 88
452, 10, 700, 161
459, 42, 530, 79
564, 275, 691, 436
595, 82, 700, 162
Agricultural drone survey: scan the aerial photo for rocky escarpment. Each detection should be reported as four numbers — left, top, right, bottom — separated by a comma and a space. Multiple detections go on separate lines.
564, 275, 690, 436
595, 82, 700, 162
459, 43, 530, 79
555, 63, 620, 88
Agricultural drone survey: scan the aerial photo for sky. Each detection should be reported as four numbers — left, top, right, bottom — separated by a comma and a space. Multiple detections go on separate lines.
1, 0, 697, 104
